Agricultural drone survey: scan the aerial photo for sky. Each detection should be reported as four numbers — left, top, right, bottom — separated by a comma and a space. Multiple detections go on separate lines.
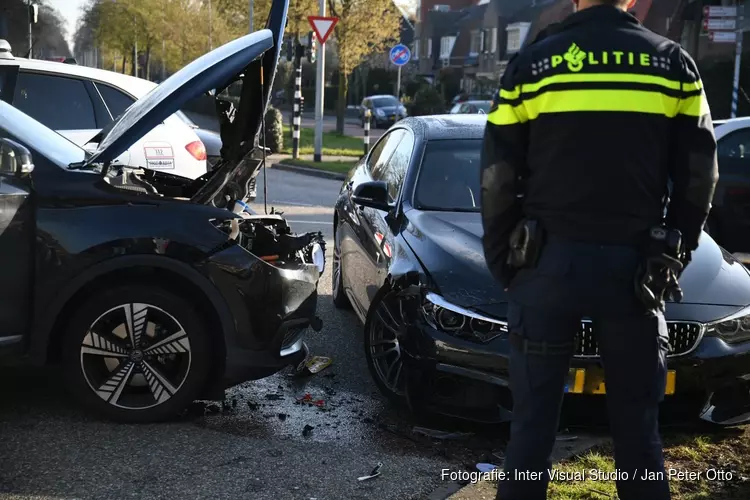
48, 0, 87, 49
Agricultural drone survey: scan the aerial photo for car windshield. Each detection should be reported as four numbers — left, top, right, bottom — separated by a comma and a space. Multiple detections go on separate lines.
474, 102, 491, 113
372, 97, 399, 108
414, 139, 482, 212
0, 100, 86, 168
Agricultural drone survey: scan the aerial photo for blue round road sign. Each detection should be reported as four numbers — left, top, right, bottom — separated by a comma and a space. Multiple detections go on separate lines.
390, 44, 411, 66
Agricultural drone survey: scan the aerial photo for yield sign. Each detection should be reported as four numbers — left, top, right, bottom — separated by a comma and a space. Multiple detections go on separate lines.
308, 16, 338, 44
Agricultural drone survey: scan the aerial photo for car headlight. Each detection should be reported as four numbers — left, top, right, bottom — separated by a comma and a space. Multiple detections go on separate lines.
706, 306, 750, 344
421, 292, 507, 344
399, 106, 407, 114
375, 108, 385, 117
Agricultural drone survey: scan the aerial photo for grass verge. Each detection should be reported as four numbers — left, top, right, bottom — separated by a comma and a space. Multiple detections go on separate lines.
281, 158, 357, 174
281, 126, 363, 157
545, 429, 749, 499
459, 428, 750, 499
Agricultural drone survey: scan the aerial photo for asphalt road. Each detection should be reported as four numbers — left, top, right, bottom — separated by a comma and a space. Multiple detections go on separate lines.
281, 112, 385, 141
0, 169, 507, 500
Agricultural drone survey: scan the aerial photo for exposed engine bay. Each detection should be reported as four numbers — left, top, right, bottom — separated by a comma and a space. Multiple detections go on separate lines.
214, 212, 326, 274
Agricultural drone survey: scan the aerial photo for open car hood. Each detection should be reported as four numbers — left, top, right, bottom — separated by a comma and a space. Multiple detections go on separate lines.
83, 0, 288, 207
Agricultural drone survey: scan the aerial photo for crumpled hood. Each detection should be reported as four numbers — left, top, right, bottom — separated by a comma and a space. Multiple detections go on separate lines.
84, 31, 273, 167
402, 210, 750, 311
82, 0, 289, 208
402, 210, 506, 309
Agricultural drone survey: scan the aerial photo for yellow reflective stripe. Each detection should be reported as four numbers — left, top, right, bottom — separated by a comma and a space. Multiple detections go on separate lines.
487, 103, 528, 125
523, 89, 680, 119
499, 87, 521, 100
678, 92, 711, 117
521, 73, 684, 94
682, 80, 703, 93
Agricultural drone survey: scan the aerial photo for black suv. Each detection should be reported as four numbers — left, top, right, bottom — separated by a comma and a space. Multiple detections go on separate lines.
0, 0, 325, 423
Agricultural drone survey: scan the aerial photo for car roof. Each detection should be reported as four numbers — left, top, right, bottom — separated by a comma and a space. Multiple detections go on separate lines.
0, 57, 157, 98
400, 114, 486, 140
366, 94, 398, 100
713, 116, 750, 139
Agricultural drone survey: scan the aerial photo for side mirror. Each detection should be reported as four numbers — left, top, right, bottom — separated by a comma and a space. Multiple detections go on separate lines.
0, 138, 34, 176
352, 180, 392, 211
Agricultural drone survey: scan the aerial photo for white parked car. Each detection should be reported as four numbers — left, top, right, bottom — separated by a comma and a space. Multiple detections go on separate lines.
0, 49, 207, 179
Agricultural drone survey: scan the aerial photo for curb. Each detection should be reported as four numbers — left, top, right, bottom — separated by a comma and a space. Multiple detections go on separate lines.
270, 162, 348, 181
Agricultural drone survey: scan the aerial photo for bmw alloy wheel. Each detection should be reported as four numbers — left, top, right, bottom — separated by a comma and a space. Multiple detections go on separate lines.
366, 292, 406, 398
79, 303, 192, 410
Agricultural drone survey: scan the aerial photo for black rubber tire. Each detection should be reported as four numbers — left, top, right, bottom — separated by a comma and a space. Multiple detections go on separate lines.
62, 284, 212, 423
363, 289, 407, 407
332, 221, 352, 309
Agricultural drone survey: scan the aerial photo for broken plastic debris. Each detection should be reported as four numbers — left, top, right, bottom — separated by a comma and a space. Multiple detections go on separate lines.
357, 462, 383, 481
306, 356, 332, 374
476, 463, 499, 473
265, 394, 283, 401
412, 426, 473, 440
302, 424, 314, 437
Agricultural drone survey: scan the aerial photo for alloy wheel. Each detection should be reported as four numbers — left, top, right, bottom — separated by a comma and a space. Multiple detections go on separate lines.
79, 303, 192, 410
368, 293, 406, 396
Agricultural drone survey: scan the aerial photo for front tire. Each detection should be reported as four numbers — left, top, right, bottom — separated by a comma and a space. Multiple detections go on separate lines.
364, 289, 407, 406
62, 284, 212, 423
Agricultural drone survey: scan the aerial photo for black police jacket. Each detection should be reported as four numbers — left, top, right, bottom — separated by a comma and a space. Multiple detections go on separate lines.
480, 5, 719, 287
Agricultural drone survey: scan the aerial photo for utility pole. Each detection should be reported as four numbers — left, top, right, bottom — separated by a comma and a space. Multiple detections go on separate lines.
134, 15, 138, 78
249, 0, 254, 32
313, 0, 326, 163
27, 0, 32, 59
731, 0, 745, 118
208, 0, 213, 50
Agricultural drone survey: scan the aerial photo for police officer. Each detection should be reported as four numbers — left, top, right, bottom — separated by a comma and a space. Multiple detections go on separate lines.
480, 1, 718, 499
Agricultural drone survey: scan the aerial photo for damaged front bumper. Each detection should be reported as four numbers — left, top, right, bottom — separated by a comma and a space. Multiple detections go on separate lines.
207, 237, 324, 388
398, 297, 750, 426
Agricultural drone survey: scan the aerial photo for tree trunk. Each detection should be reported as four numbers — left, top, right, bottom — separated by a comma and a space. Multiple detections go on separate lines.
131, 45, 136, 77
122, 54, 127, 74
336, 67, 348, 135
145, 45, 151, 81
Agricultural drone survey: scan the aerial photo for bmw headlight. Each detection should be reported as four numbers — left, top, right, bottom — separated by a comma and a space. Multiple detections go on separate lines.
421, 292, 507, 344
706, 306, 750, 344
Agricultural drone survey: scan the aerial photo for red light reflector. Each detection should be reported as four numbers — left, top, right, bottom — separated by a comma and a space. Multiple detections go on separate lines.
185, 140, 207, 161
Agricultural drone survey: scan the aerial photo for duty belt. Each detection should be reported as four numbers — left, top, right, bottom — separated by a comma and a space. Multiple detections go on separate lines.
509, 332, 576, 357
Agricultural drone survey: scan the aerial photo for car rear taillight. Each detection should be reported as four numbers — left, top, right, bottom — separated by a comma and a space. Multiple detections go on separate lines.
185, 141, 207, 161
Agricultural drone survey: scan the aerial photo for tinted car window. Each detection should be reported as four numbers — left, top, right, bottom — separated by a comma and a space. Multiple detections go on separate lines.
718, 128, 750, 160
376, 130, 414, 201
371, 96, 399, 108
14, 72, 96, 130
371, 129, 406, 177
415, 139, 482, 212
96, 83, 136, 121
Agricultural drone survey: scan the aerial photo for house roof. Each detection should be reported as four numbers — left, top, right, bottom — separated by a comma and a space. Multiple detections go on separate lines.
425, 10, 467, 38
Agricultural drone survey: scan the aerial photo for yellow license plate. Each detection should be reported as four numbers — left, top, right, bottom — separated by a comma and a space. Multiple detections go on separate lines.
565, 368, 675, 396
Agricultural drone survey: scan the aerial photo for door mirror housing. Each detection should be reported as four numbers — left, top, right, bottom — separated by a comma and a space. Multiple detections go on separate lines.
352, 180, 392, 211
0, 138, 34, 176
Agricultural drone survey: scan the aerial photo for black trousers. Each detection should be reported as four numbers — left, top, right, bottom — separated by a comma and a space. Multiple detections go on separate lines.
496, 238, 671, 500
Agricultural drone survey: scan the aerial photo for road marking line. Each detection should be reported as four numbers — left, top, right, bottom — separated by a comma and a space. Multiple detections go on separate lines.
287, 220, 333, 225
271, 200, 316, 207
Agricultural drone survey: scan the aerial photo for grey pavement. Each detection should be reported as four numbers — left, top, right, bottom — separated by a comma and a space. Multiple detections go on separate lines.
0, 168, 506, 500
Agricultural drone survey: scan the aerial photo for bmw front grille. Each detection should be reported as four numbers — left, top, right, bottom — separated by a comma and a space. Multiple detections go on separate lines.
575, 321, 703, 358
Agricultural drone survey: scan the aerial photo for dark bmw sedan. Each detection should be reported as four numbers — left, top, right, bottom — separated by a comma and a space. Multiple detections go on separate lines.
0, 0, 325, 423
332, 114, 750, 426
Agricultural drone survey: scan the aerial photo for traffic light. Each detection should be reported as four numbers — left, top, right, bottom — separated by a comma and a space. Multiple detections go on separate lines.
306, 32, 316, 64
